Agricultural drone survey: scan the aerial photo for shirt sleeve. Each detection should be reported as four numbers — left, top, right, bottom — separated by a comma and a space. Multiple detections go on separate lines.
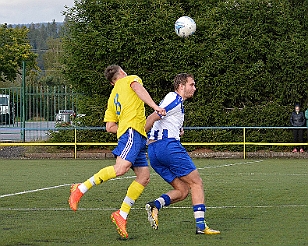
157, 93, 182, 119
159, 93, 173, 109
128, 75, 143, 86
160, 93, 182, 113
104, 95, 117, 122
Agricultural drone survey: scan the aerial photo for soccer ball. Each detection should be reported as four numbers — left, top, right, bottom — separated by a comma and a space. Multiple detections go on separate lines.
174, 16, 196, 38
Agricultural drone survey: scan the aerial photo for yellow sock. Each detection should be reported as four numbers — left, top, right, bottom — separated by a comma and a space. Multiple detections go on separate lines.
94, 166, 116, 184
79, 166, 116, 193
120, 181, 145, 219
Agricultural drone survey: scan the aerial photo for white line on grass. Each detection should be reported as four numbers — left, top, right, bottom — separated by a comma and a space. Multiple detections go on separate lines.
0, 176, 139, 199
238, 172, 308, 176
164, 204, 308, 209
197, 160, 263, 170
0, 160, 264, 199
0, 204, 307, 211
0, 184, 71, 198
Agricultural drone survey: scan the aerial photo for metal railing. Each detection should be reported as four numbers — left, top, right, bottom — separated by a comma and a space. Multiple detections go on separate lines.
0, 86, 78, 142
1, 126, 308, 159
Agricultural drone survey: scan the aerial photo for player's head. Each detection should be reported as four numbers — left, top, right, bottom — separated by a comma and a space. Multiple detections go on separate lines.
174, 73, 196, 100
104, 65, 127, 85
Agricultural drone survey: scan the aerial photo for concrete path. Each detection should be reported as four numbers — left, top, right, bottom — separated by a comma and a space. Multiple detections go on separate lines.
0, 121, 56, 142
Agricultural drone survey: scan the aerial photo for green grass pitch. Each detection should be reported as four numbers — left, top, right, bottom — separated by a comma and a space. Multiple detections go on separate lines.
0, 159, 307, 246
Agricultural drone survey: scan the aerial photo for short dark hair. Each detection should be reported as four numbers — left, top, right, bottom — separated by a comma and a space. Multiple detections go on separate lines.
104, 65, 121, 83
174, 73, 194, 90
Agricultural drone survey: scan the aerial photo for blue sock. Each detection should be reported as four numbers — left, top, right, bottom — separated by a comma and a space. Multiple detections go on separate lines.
154, 194, 171, 210
193, 204, 206, 230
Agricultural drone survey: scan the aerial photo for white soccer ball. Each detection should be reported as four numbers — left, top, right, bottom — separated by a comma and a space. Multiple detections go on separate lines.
174, 16, 196, 38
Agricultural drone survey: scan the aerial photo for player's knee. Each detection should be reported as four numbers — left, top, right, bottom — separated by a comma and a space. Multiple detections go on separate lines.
114, 165, 130, 176
114, 158, 132, 176
136, 175, 150, 187
143, 176, 150, 186
134, 166, 150, 186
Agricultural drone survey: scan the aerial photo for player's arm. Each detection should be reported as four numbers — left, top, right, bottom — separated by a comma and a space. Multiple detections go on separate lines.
180, 127, 184, 136
145, 112, 161, 133
106, 122, 118, 134
131, 82, 166, 116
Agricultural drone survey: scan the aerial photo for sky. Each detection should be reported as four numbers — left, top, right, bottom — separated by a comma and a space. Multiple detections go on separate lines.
0, 0, 75, 24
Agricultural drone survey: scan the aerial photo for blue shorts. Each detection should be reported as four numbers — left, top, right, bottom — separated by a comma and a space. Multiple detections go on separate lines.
148, 138, 196, 183
112, 128, 148, 167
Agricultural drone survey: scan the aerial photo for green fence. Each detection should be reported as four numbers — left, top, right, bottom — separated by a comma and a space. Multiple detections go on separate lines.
0, 86, 78, 142
24, 86, 76, 122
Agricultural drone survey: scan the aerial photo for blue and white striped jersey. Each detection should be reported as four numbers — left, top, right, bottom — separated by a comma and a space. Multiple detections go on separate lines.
149, 92, 184, 141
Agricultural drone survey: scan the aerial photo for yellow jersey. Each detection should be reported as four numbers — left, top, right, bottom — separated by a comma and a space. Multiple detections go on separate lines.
104, 75, 147, 138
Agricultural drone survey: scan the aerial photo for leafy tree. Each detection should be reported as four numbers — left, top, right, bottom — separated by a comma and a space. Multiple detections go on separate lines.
61, 0, 308, 148
41, 38, 66, 86
201, 0, 308, 107
27, 20, 61, 70
62, 0, 197, 97
17, 21, 67, 87
0, 24, 37, 82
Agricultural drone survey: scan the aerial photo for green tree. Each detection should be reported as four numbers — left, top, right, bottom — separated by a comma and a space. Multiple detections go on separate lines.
62, 0, 200, 97
0, 24, 37, 82
61, 0, 308, 148
40, 37, 66, 86
27, 20, 62, 71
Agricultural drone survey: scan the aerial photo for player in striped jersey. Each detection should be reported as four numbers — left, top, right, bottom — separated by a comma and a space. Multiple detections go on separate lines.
145, 73, 220, 235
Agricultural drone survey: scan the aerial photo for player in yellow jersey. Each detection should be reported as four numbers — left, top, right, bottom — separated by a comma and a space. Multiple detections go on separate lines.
68, 65, 165, 239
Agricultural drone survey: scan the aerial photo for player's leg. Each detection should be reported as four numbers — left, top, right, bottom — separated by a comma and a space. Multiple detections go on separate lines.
146, 177, 189, 229
69, 129, 137, 212
117, 138, 149, 219
151, 178, 190, 209
155, 140, 219, 234
146, 140, 190, 229
167, 178, 190, 203
179, 170, 205, 229
179, 170, 220, 235
110, 164, 148, 239
69, 156, 131, 211
180, 169, 204, 204
118, 166, 149, 220
111, 129, 148, 238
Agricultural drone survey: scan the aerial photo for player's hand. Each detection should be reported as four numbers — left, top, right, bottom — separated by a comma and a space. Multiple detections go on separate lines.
180, 128, 184, 136
155, 106, 166, 116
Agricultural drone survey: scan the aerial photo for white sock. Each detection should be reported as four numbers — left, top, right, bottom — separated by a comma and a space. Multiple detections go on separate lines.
78, 183, 88, 194
119, 210, 128, 220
